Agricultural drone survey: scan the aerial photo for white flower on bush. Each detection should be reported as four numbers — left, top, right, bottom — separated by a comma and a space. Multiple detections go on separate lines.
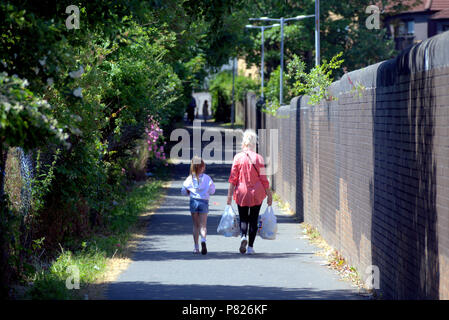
39, 56, 47, 66
47, 78, 54, 86
69, 66, 84, 78
73, 87, 83, 98
72, 127, 82, 135
71, 114, 82, 122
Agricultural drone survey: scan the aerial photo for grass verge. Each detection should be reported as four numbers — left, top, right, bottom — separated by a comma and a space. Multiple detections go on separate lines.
20, 165, 171, 300
215, 121, 244, 130
272, 192, 295, 217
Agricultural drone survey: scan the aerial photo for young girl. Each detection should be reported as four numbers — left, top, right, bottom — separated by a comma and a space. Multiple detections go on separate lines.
181, 156, 215, 254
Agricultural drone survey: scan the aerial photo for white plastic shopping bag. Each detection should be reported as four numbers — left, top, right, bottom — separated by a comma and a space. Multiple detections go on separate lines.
258, 206, 277, 240
217, 205, 240, 237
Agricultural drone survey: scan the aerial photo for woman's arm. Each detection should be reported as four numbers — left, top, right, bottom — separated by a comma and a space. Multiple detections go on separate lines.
265, 188, 272, 206
227, 154, 240, 205
227, 183, 235, 205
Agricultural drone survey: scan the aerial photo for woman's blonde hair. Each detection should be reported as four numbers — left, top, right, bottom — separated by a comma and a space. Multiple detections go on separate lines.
241, 129, 258, 151
190, 155, 205, 181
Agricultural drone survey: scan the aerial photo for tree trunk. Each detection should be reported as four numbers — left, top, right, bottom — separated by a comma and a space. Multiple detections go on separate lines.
0, 143, 11, 298
0, 142, 7, 200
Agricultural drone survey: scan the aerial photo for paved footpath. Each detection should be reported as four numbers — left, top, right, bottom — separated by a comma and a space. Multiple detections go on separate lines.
107, 120, 365, 300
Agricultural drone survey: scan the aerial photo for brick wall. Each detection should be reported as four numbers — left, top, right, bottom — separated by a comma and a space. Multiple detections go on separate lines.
248, 31, 449, 299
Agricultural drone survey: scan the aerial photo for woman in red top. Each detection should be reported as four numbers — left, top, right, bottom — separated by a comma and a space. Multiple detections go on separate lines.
227, 129, 272, 254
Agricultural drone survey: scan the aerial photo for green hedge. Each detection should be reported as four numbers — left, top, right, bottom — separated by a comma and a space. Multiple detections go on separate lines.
209, 70, 259, 122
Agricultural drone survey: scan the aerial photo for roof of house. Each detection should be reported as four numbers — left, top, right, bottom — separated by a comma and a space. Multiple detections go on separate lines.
431, 7, 449, 19
382, 0, 449, 14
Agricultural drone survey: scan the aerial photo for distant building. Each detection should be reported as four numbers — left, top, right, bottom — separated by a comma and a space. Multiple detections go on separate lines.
383, 0, 449, 51
216, 57, 260, 80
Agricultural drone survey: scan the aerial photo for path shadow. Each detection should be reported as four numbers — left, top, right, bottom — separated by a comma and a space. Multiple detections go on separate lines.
106, 281, 364, 300
131, 249, 315, 262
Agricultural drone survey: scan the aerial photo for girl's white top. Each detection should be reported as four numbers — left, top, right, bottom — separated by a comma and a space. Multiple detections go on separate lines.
181, 173, 215, 200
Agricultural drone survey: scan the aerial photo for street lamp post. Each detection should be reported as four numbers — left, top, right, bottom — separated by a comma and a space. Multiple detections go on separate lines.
250, 10, 317, 106
245, 23, 280, 99
315, 0, 320, 67
231, 56, 236, 128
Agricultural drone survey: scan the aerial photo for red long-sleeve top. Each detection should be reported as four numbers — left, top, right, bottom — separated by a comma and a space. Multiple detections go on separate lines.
228, 150, 270, 207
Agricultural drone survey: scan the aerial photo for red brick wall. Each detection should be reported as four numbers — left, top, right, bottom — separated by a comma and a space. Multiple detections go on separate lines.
250, 31, 449, 299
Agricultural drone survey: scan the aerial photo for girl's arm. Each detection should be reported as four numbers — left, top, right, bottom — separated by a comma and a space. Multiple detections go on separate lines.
208, 178, 216, 195
181, 186, 190, 196
181, 177, 191, 196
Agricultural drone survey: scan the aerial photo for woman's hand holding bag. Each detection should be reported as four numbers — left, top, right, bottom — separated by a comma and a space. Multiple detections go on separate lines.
217, 205, 240, 237
258, 206, 277, 240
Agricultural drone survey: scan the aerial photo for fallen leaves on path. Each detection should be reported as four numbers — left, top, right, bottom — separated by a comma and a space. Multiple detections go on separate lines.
300, 222, 373, 297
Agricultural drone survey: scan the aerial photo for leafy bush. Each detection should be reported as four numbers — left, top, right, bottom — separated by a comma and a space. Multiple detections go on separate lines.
25, 171, 167, 300
0, 73, 68, 150
264, 66, 293, 114
264, 52, 344, 115
287, 52, 344, 105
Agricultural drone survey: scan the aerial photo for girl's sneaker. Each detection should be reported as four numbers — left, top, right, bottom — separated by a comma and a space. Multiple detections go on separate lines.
201, 241, 207, 255
239, 237, 248, 254
193, 244, 200, 254
247, 246, 255, 255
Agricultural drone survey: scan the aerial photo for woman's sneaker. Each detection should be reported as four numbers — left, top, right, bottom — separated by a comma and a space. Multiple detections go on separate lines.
239, 237, 248, 254
201, 241, 207, 255
247, 246, 255, 255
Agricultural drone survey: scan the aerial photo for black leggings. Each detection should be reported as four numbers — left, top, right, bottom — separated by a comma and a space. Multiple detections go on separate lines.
237, 204, 262, 247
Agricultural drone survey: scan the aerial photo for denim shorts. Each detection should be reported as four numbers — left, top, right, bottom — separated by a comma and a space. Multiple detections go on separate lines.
190, 198, 209, 214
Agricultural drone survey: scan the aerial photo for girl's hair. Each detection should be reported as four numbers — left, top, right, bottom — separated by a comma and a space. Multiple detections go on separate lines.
190, 156, 205, 181
241, 129, 258, 151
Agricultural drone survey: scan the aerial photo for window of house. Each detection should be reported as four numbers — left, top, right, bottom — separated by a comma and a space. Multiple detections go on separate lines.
407, 20, 415, 34
396, 20, 415, 36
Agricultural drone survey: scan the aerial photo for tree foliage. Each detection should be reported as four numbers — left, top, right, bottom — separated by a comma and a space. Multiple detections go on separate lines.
0, 0, 247, 297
